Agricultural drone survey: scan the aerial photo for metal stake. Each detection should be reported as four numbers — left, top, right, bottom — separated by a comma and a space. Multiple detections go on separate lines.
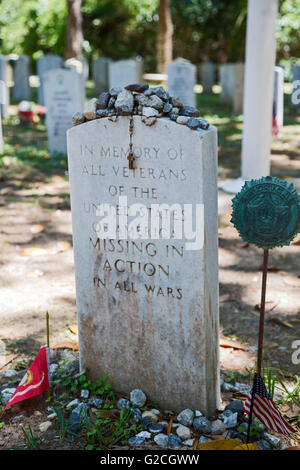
246, 249, 269, 443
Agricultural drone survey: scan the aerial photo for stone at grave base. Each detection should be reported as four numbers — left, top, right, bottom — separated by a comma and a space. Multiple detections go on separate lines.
67, 116, 219, 415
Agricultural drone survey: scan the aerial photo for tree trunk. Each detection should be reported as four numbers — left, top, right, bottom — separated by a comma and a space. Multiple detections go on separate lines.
157, 0, 173, 73
65, 0, 83, 59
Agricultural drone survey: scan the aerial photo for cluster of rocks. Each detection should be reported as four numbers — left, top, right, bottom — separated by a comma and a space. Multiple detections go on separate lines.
72, 83, 210, 131
0, 360, 284, 450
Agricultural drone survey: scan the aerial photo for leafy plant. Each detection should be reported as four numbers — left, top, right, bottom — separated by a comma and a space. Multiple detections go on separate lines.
21, 426, 41, 450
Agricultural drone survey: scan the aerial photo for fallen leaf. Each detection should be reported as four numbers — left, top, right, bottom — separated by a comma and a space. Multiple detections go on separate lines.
233, 443, 260, 450
30, 224, 45, 234
51, 341, 78, 351
198, 438, 247, 450
220, 338, 249, 351
20, 247, 47, 257
68, 324, 78, 335
284, 446, 300, 450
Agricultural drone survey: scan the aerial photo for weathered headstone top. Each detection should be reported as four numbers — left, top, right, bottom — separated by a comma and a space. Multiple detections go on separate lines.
109, 60, 143, 90
44, 68, 84, 155
67, 84, 219, 415
167, 58, 196, 107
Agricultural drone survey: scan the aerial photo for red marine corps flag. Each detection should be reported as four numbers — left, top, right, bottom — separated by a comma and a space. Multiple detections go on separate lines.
2, 346, 50, 414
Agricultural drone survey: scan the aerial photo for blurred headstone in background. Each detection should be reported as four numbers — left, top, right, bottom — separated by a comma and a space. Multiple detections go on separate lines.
44, 68, 84, 155
291, 64, 300, 108
219, 63, 244, 114
93, 57, 111, 95
167, 58, 196, 107
108, 59, 143, 89
12, 55, 31, 101
64, 57, 86, 103
37, 54, 63, 106
200, 61, 215, 93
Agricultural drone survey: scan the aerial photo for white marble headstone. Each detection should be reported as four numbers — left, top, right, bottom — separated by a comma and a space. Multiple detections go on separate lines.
273, 66, 284, 132
219, 63, 244, 114
93, 57, 111, 95
37, 54, 63, 105
109, 60, 143, 89
0, 55, 10, 119
12, 55, 30, 101
201, 62, 215, 93
67, 115, 220, 415
167, 58, 196, 107
44, 68, 84, 155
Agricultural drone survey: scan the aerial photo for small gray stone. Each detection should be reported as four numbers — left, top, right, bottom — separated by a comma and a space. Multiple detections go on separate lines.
262, 432, 281, 448
150, 86, 169, 101
128, 436, 145, 446
211, 419, 226, 435
170, 97, 182, 108
180, 106, 200, 117
176, 424, 191, 440
109, 87, 123, 97
49, 363, 59, 379
72, 112, 85, 126
107, 96, 116, 109
84, 98, 97, 120
136, 431, 151, 439
225, 400, 244, 413
169, 113, 178, 122
186, 117, 200, 130
68, 403, 89, 433
255, 439, 273, 450
197, 118, 210, 130
142, 106, 159, 117
141, 116, 157, 127
80, 389, 89, 399
1, 388, 16, 405
163, 102, 173, 114
194, 410, 203, 417
168, 433, 182, 449
176, 116, 190, 125
148, 422, 164, 433
219, 409, 233, 420
221, 381, 236, 392
125, 83, 149, 93
115, 90, 134, 115
234, 382, 251, 394
183, 438, 194, 446
193, 417, 212, 434
88, 396, 103, 408
223, 412, 238, 429
96, 109, 111, 118
130, 407, 142, 422
154, 433, 169, 448
117, 398, 130, 409
198, 436, 212, 444
172, 107, 180, 114
130, 388, 146, 407
177, 409, 194, 427
97, 92, 110, 109
138, 94, 164, 110
4, 370, 18, 378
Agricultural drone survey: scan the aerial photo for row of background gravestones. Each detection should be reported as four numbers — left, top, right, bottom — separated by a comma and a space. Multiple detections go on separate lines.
0, 53, 295, 155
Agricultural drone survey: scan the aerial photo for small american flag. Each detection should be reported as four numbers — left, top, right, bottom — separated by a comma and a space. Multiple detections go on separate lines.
243, 374, 297, 436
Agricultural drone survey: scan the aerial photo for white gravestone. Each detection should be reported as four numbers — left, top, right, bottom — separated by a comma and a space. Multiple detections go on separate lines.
273, 66, 284, 134
44, 68, 84, 155
12, 55, 30, 101
167, 58, 196, 107
64, 58, 86, 102
201, 62, 215, 93
67, 115, 220, 415
220, 63, 244, 114
37, 54, 63, 105
93, 57, 111, 95
109, 60, 143, 90
0, 55, 10, 119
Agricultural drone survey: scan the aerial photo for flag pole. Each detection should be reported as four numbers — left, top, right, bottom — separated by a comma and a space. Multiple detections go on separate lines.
246, 249, 269, 443
46, 311, 51, 401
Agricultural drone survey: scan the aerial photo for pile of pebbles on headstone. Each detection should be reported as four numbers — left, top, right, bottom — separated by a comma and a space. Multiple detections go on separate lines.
72, 83, 210, 131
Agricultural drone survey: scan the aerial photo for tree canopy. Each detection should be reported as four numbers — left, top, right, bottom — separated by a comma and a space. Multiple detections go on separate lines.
0, 0, 299, 73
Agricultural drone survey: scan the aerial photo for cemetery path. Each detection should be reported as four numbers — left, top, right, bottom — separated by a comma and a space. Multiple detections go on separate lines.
0, 172, 299, 377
